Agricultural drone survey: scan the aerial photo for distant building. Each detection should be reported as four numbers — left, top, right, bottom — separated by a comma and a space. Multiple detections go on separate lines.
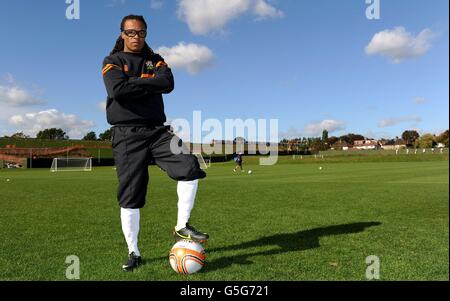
354, 139, 380, 150
331, 141, 350, 151
380, 139, 406, 150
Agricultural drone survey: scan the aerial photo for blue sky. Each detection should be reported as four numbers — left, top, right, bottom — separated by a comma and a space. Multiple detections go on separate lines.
0, 0, 448, 141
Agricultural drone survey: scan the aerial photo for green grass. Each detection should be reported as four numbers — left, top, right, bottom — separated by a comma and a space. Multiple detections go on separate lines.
0, 158, 448, 281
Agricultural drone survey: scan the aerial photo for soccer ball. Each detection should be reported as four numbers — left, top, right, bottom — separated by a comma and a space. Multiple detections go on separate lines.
319, 166, 323, 170
248, 170, 252, 174
169, 240, 205, 274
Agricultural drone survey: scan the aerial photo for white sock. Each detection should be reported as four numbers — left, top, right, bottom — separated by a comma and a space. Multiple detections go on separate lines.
120, 208, 140, 256
175, 179, 199, 231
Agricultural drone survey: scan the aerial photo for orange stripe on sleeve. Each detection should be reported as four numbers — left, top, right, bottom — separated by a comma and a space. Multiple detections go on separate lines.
155, 61, 167, 68
102, 64, 122, 76
140, 74, 155, 78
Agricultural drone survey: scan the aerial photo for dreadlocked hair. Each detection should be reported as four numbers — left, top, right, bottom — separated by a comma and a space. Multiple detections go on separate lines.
110, 14, 154, 58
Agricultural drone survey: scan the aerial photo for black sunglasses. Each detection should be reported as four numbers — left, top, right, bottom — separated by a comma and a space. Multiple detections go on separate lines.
122, 29, 147, 38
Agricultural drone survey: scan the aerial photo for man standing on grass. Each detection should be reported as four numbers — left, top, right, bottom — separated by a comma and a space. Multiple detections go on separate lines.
102, 15, 209, 272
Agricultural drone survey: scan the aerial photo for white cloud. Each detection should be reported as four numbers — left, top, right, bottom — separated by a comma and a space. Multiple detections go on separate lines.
303, 120, 346, 136
414, 96, 429, 104
150, 0, 164, 9
98, 101, 107, 112
177, 0, 284, 35
378, 116, 422, 128
279, 120, 346, 139
0, 78, 45, 107
253, 0, 284, 19
365, 27, 435, 63
156, 42, 214, 74
8, 109, 95, 139
363, 130, 395, 140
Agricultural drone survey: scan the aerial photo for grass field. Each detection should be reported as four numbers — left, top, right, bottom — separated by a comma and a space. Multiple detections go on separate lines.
0, 156, 448, 281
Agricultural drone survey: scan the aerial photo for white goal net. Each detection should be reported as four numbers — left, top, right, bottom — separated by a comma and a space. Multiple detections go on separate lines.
50, 157, 92, 172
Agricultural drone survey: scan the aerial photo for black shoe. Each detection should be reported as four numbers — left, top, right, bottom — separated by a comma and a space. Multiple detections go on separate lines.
122, 252, 142, 272
174, 223, 209, 243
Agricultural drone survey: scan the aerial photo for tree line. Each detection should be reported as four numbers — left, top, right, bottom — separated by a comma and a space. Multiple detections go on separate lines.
3, 128, 112, 141
280, 129, 449, 151
2, 128, 449, 149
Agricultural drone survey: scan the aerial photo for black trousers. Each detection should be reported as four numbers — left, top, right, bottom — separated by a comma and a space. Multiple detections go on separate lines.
111, 125, 206, 209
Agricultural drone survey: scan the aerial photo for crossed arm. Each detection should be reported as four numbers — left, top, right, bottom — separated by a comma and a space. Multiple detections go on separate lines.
102, 56, 174, 102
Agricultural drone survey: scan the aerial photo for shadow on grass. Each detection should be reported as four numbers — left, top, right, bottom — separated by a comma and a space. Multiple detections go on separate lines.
203, 222, 381, 272
144, 222, 381, 272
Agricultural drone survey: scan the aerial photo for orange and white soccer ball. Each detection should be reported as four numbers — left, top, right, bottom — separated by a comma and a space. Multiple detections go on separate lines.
169, 240, 206, 274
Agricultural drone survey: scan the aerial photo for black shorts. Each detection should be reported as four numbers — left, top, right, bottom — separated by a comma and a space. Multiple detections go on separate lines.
112, 125, 206, 208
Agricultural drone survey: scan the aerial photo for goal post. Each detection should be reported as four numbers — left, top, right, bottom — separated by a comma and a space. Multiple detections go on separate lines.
50, 157, 92, 172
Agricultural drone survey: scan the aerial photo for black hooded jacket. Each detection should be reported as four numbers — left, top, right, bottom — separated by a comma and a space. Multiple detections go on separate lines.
102, 51, 174, 126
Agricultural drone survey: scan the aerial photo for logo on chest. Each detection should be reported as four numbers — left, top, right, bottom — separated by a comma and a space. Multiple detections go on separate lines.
145, 60, 154, 71
141, 60, 155, 78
